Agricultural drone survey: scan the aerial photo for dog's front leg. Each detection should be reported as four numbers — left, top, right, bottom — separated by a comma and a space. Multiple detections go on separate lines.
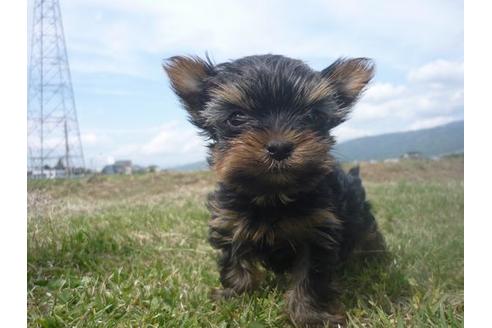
211, 246, 262, 300
285, 245, 344, 327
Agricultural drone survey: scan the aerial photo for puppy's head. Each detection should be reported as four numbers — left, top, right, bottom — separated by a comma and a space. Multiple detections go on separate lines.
164, 54, 374, 194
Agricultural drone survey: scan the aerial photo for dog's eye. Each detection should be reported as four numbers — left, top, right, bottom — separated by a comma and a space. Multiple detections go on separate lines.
226, 111, 246, 127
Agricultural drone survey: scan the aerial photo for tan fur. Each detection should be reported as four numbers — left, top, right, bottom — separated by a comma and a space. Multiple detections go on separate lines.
324, 58, 374, 100
213, 129, 333, 186
305, 79, 335, 104
209, 202, 342, 248
164, 57, 209, 97
211, 83, 255, 110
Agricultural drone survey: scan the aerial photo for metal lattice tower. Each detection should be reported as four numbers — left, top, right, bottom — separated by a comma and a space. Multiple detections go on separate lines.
28, 0, 85, 177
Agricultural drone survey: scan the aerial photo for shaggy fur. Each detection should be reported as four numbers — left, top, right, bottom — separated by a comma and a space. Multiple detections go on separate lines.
163, 54, 385, 327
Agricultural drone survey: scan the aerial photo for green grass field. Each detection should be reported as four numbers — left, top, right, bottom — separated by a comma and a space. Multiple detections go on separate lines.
27, 157, 464, 327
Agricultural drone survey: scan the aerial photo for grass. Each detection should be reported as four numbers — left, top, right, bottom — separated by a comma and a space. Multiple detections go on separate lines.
27, 156, 464, 327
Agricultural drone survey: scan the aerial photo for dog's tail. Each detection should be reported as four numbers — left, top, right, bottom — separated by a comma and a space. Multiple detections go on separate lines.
348, 165, 360, 177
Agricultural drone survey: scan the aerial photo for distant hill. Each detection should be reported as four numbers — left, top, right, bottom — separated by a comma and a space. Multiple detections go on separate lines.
170, 121, 464, 170
169, 160, 209, 172
333, 120, 464, 162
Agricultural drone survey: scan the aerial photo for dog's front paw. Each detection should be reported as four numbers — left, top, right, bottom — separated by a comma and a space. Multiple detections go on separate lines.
285, 291, 345, 327
289, 310, 345, 328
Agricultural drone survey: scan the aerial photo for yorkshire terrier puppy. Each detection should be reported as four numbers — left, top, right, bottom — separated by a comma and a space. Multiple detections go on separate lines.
164, 54, 385, 327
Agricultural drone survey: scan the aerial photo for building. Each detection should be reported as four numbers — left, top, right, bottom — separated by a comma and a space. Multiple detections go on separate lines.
29, 168, 66, 179
147, 165, 160, 173
401, 151, 425, 159
101, 160, 133, 175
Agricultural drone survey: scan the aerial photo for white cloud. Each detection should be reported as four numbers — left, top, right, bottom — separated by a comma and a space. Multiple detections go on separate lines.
81, 132, 109, 145
364, 83, 407, 102
408, 59, 464, 85
86, 155, 115, 171
141, 122, 206, 156
333, 125, 370, 142
409, 116, 459, 130
56, 0, 462, 76
102, 121, 208, 168
333, 59, 464, 141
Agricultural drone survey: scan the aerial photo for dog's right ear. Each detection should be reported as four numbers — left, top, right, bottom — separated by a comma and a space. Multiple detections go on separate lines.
163, 56, 214, 131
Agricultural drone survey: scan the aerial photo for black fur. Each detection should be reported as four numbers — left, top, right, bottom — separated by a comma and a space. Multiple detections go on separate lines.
164, 54, 384, 327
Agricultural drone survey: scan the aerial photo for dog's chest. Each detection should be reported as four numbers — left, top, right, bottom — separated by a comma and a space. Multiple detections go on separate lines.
209, 203, 341, 248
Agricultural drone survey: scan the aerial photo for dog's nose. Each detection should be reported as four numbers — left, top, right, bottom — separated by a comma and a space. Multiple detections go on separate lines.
266, 140, 294, 161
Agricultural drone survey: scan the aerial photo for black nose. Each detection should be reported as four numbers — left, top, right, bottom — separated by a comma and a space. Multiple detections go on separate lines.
266, 140, 294, 161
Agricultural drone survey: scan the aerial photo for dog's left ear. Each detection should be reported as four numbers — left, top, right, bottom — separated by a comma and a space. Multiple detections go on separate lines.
321, 58, 374, 126
163, 56, 214, 131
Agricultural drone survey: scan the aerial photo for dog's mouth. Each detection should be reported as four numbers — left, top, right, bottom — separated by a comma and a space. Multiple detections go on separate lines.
213, 130, 334, 194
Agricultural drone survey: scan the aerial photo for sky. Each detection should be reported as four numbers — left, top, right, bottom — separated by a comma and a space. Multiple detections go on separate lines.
27, 0, 464, 169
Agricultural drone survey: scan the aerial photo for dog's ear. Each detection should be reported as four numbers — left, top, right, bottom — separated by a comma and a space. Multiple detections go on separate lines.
163, 56, 214, 131
321, 58, 374, 126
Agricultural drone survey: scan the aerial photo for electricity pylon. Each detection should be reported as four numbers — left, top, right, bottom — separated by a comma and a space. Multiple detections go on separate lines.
27, 0, 85, 177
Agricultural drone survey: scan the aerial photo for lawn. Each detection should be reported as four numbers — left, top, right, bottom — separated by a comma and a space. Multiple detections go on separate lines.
27, 156, 464, 327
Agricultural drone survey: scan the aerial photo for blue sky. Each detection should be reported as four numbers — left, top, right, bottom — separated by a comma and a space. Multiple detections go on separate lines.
28, 0, 463, 169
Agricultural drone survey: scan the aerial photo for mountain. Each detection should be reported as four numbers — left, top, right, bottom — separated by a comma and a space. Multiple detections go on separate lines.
333, 120, 464, 162
169, 160, 209, 172
169, 121, 464, 170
